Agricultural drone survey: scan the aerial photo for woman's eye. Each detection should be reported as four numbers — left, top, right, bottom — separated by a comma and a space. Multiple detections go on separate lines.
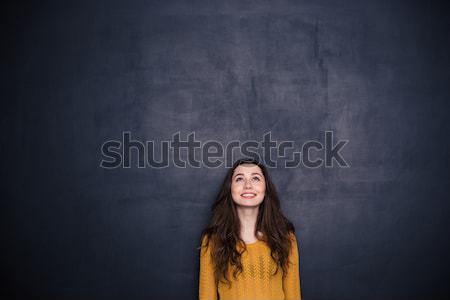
253, 177, 260, 181
236, 178, 242, 181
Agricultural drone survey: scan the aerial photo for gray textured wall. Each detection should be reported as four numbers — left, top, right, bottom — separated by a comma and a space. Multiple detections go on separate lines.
3, 0, 450, 299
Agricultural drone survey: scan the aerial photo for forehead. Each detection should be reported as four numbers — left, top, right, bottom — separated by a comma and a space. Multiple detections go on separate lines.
233, 164, 263, 175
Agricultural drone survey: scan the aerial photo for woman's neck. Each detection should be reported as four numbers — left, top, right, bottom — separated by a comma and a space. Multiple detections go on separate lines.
236, 205, 260, 242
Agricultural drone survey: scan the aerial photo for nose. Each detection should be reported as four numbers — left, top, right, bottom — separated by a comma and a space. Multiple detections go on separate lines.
244, 178, 252, 188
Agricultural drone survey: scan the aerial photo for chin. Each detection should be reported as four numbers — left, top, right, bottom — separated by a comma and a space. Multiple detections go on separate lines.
237, 200, 264, 207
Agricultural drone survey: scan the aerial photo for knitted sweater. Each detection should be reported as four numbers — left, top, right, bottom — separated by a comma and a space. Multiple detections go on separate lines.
199, 233, 301, 300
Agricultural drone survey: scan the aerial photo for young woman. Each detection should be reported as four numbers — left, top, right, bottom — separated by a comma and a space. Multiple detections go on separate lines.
198, 158, 302, 300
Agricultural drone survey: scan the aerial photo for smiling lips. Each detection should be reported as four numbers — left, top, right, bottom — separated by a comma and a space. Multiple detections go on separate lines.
241, 193, 257, 199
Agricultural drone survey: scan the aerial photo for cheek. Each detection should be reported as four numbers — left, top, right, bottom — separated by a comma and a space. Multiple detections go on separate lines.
259, 184, 266, 195
230, 183, 239, 195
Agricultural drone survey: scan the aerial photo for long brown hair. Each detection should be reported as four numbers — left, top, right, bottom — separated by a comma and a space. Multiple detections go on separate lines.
199, 157, 296, 287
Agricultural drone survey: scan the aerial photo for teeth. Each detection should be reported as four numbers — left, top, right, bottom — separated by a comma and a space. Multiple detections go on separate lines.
242, 194, 256, 196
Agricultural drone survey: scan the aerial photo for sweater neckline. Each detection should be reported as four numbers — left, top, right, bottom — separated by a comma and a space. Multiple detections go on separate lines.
244, 239, 262, 246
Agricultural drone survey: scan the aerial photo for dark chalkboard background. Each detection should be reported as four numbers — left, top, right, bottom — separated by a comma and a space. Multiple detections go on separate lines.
3, 0, 450, 299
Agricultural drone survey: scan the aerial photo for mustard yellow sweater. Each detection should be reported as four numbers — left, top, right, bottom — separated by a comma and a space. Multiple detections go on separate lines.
199, 233, 301, 300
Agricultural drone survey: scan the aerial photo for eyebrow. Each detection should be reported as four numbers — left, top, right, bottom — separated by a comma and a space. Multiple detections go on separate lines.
233, 173, 263, 178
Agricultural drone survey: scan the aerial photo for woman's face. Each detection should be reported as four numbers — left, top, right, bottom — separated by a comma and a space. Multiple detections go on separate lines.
231, 163, 266, 207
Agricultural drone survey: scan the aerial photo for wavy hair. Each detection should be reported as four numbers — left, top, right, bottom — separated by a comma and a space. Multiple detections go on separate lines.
199, 157, 295, 287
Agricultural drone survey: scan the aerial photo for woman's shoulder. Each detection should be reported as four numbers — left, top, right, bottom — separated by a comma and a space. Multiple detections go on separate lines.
200, 232, 216, 247
287, 230, 298, 242
198, 233, 214, 253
